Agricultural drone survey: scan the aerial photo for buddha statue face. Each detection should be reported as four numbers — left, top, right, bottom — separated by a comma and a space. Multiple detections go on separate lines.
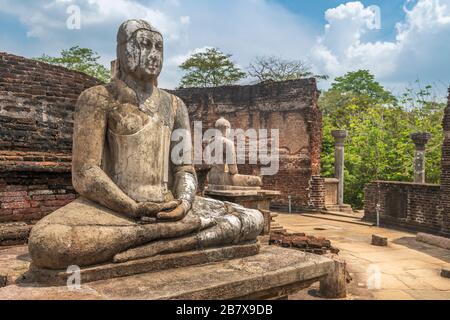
116, 20, 164, 83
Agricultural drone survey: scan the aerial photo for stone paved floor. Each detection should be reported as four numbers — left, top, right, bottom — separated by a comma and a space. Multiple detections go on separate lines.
274, 213, 450, 300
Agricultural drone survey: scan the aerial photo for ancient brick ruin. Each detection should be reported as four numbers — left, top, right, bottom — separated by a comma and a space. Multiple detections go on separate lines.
364, 89, 450, 237
173, 80, 324, 210
0, 52, 100, 231
0, 53, 324, 244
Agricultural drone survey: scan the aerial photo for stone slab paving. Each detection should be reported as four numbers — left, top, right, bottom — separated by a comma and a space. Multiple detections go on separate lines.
274, 213, 450, 300
0, 245, 333, 300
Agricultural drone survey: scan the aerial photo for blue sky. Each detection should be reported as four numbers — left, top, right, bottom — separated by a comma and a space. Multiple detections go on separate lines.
1, 0, 449, 97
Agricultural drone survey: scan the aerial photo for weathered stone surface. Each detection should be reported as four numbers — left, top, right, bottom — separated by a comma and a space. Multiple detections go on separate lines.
22, 242, 260, 286
372, 234, 388, 247
0, 221, 33, 246
319, 255, 348, 299
441, 268, 450, 279
0, 245, 30, 287
0, 245, 334, 300
410, 132, 432, 184
416, 233, 450, 250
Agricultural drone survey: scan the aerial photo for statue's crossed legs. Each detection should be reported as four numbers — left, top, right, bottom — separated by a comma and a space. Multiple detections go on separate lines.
29, 197, 263, 270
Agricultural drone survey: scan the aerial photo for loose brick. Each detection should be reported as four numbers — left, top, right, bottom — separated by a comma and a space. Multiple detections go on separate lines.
1, 201, 30, 209
0, 191, 27, 197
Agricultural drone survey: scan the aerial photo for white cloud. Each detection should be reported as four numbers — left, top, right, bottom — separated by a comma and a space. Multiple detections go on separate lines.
5, 0, 450, 92
0, 0, 316, 89
311, 0, 450, 92
167, 46, 212, 67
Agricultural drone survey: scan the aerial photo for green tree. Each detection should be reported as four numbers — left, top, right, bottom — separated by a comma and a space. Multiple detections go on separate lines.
320, 71, 444, 209
35, 46, 110, 82
178, 48, 246, 88
247, 56, 328, 82
320, 70, 396, 128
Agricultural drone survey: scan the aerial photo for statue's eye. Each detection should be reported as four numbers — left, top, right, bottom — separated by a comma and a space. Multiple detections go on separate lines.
142, 39, 151, 47
156, 42, 163, 50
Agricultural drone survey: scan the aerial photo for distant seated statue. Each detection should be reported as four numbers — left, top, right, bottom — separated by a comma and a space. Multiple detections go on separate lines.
206, 117, 262, 189
28, 19, 263, 270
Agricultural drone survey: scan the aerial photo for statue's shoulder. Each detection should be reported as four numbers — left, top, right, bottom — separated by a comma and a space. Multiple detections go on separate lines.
158, 88, 184, 104
76, 85, 113, 112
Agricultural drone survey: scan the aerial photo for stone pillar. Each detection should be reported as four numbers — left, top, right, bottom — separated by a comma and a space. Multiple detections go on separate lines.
331, 130, 348, 206
410, 132, 431, 184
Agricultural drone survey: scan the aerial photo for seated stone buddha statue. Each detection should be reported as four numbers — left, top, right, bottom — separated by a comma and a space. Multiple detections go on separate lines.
206, 117, 263, 189
28, 19, 264, 270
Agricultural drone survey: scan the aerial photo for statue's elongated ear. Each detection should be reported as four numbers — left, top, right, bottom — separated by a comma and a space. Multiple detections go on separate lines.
111, 59, 119, 80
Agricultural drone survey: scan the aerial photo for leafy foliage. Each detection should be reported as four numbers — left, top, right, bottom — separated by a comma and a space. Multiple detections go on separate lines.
320, 71, 445, 209
247, 56, 328, 82
178, 48, 246, 88
34, 46, 111, 82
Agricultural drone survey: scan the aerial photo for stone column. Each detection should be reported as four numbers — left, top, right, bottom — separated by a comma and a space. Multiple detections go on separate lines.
410, 132, 431, 184
331, 130, 348, 206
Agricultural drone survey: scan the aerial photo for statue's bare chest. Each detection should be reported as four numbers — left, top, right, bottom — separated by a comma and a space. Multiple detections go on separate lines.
108, 103, 150, 135
107, 95, 175, 135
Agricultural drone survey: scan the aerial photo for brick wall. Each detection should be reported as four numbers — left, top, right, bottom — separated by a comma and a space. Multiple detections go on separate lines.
440, 90, 450, 235
0, 52, 101, 152
364, 181, 446, 236
172, 79, 323, 210
0, 53, 100, 226
363, 88, 450, 237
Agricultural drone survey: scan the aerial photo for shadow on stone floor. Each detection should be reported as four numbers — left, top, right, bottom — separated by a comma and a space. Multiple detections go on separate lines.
393, 237, 450, 263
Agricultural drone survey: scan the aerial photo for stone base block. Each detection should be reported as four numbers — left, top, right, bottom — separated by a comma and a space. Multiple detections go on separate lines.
325, 204, 353, 214
0, 222, 34, 246
20, 242, 260, 286
442, 268, 450, 279
417, 233, 450, 250
0, 245, 334, 300
372, 235, 388, 247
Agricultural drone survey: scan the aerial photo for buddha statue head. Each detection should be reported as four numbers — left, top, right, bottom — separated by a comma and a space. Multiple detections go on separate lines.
215, 117, 231, 138
115, 19, 163, 86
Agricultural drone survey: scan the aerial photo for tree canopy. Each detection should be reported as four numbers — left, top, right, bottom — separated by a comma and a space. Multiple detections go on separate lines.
320, 71, 444, 208
34, 46, 111, 83
247, 56, 328, 82
178, 48, 246, 88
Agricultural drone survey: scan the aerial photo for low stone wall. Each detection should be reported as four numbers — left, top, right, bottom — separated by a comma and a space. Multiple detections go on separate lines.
363, 181, 447, 236
0, 153, 75, 223
0, 52, 99, 229
0, 52, 101, 153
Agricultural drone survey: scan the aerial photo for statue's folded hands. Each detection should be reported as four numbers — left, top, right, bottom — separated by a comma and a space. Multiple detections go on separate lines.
134, 200, 181, 218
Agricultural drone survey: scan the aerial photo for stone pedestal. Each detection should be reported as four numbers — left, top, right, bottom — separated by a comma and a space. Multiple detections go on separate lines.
319, 256, 347, 299
205, 186, 281, 234
371, 234, 388, 247
410, 132, 432, 184
0, 245, 335, 300
324, 178, 353, 213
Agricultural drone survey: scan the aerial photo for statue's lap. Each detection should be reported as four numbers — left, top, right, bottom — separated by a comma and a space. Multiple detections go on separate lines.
28, 197, 263, 270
